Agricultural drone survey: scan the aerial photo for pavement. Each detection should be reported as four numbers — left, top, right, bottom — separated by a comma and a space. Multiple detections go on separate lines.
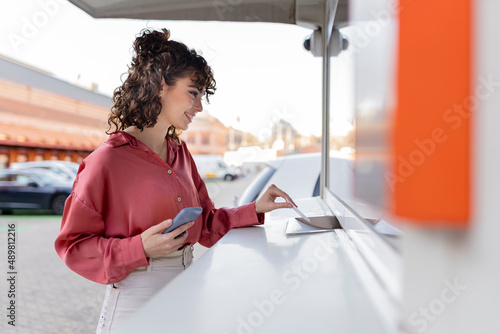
0, 173, 256, 334
0, 216, 105, 334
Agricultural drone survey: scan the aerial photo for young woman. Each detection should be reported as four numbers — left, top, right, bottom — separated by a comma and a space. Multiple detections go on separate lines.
54, 28, 295, 333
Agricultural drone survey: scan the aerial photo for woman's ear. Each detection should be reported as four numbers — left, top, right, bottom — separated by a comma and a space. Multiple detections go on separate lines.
159, 79, 168, 96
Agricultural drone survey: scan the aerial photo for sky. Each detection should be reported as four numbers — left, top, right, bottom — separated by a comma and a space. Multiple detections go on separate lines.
0, 0, 330, 138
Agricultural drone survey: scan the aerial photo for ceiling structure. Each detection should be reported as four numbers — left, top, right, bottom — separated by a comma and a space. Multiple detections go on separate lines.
68, 0, 348, 29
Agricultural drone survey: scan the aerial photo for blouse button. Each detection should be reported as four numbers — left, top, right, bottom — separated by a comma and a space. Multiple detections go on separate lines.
177, 197, 181, 202
167, 170, 172, 174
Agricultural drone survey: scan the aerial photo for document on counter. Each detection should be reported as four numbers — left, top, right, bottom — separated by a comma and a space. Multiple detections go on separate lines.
285, 216, 339, 236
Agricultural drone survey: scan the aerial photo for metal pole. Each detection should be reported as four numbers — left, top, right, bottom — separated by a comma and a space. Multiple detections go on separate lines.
320, 4, 331, 199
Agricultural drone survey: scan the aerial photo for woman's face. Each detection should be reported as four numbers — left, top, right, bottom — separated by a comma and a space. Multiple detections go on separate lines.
158, 76, 205, 131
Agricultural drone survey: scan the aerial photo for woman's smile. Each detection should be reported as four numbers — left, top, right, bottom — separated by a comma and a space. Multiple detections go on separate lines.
185, 111, 195, 122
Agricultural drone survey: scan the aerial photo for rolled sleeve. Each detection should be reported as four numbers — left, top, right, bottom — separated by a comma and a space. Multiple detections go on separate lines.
225, 202, 265, 228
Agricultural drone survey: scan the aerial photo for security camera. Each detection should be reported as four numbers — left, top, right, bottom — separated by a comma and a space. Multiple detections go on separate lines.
304, 28, 348, 57
330, 29, 349, 57
303, 29, 322, 56
303, 38, 311, 51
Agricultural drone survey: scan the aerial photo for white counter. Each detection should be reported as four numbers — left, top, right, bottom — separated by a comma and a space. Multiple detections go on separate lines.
118, 199, 390, 334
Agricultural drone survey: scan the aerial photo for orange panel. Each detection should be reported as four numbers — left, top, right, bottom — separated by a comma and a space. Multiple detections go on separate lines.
393, 0, 472, 226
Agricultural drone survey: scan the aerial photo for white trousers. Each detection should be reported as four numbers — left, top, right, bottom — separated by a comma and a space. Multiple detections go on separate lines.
96, 245, 193, 333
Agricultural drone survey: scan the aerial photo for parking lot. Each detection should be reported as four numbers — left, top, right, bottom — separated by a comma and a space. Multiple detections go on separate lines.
0, 174, 256, 334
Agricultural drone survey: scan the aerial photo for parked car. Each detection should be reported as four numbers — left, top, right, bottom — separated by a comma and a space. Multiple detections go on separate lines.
0, 168, 73, 215
237, 153, 354, 205
10, 160, 79, 182
236, 153, 401, 237
192, 154, 240, 181
237, 153, 320, 205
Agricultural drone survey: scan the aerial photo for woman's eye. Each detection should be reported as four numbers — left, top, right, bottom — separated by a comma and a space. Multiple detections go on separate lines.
190, 91, 198, 97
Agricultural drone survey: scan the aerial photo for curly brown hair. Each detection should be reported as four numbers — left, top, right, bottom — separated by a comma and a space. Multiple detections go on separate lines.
107, 28, 216, 142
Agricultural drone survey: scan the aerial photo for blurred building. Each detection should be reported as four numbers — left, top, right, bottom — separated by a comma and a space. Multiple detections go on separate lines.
227, 127, 260, 151
271, 118, 322, 156
180, 111, 228, 155
296, 135, 322, 154
0, 55, 110, 169
270, 118, 298, 155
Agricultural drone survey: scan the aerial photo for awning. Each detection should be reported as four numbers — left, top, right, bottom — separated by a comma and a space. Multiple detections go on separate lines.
68, 0, 348, 29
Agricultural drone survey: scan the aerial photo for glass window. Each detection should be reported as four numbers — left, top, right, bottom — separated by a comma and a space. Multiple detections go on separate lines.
14, 174, 34, 185
201, 134, 210, 145
328, 30, 355, 202
0, 154, 8, 169
22, 169, 62, 185
327, 3, 401, 243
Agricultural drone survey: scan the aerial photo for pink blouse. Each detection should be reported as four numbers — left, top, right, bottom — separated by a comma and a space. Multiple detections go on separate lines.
54, 131, 264, 284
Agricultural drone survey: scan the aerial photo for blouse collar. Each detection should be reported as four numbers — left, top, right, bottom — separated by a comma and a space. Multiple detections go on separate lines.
106, 131, 181, 164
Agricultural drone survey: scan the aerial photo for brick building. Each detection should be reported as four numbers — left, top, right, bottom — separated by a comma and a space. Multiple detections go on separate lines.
0, 55, 111, 169
181, 110, 228, 155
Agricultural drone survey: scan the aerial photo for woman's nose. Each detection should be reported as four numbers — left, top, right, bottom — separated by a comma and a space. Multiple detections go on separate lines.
193, 98, 203, 112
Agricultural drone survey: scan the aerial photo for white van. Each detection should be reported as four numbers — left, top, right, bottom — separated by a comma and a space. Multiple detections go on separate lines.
192, 155, 239, 181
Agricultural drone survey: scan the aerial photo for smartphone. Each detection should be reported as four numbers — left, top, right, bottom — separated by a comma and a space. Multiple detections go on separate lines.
162, 207, 203, 236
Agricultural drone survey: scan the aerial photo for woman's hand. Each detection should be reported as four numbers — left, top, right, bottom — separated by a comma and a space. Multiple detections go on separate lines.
140, 219, 195, 258
255, 184, 296, 214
